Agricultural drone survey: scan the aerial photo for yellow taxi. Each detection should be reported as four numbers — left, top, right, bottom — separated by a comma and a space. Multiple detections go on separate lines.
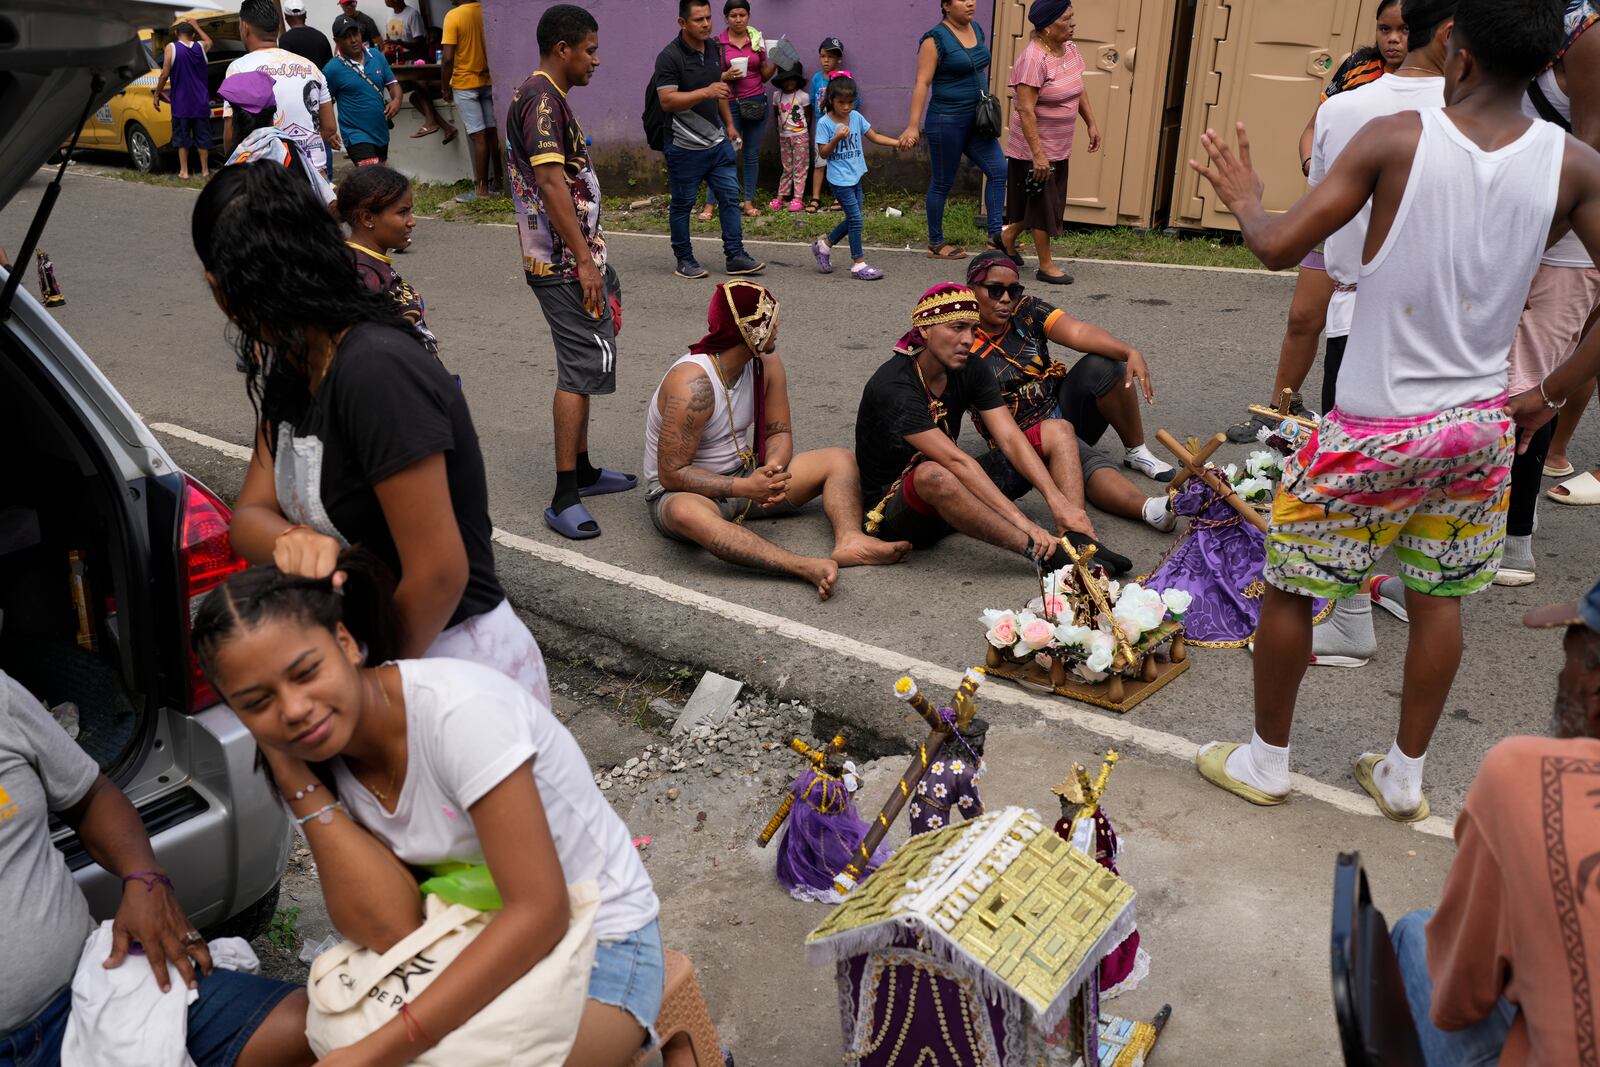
68, 9, 243, 172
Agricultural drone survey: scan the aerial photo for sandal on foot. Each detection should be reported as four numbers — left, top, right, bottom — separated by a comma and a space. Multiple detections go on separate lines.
697, 205, 716, 221
804, 198, 820, 214
543, 501, 601, 540
926, 243, 967, 260
1544, 460, 1576, 478
1354, 753, 1430, 823
578, 469, 638, 497
1548, 471, 1600, 505
1196, 742, 1288, 806
851, 263, 883, 280
411, 124, 439, 138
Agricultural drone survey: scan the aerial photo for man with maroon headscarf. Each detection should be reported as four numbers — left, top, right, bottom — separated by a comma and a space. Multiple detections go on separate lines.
642, 281, 911, 600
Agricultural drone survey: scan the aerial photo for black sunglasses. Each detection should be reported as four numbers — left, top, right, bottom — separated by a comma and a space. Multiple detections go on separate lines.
981, 282, 1025, 301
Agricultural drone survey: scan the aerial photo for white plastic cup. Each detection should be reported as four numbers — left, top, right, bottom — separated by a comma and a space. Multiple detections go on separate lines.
729, 56, 749, 77
884, 206, 903, 218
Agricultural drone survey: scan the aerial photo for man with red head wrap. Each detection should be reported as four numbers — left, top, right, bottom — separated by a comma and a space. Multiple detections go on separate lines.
642, 281, 912, 599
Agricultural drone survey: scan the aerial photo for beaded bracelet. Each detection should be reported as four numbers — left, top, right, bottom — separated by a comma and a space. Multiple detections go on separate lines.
295, 800, 343, 827
122, 871, 174, 892
290, 781, 320, 802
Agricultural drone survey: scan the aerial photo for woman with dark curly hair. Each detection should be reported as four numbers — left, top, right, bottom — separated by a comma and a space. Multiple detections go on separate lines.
191, 160, 551, 704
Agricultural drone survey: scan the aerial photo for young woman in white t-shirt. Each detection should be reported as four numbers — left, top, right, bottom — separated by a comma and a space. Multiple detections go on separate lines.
191, 558, 662, 1066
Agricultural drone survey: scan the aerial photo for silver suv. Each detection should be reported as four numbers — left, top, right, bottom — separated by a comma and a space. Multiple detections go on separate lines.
1, 0, 290, 939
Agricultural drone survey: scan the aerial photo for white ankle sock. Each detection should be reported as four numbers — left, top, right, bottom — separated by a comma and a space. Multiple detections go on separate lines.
1374, 741, 1425, 814
1223, 731, 1291, 796
1142, 495, 1176, 532
1312, 594, 1377, 662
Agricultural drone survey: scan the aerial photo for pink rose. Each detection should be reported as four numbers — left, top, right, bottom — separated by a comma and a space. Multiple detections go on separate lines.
993, 617, 1016, 644
1020, 618, 1054, 648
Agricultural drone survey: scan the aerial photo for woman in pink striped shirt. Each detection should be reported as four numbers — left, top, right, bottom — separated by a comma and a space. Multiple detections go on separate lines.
999, 0, 1099, 285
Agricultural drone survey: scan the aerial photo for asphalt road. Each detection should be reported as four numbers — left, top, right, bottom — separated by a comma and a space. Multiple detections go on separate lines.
6, 166, 1594, 821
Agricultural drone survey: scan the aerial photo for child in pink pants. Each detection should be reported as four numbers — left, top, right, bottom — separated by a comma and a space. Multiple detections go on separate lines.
770, 69, 810, 211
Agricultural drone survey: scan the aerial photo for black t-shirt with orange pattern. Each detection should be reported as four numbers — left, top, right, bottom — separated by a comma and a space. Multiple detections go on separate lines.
968, 295, 1068, 446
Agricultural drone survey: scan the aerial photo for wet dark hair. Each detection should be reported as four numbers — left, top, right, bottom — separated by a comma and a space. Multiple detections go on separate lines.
724, 0, 750, 13
679, 0, 710, 18
1452, 0, 1561, 80
825, 74, 857, 113
191, 550, 398, 690
239, 0, 279, 37
191, 160, 408, 443
336, 164, 411, 227
1402, 0, 1455, 53
1377, 0, 1401, 16
537, 3, 598, 57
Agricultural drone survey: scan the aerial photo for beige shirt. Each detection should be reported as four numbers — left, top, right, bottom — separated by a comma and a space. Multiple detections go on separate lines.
1426, 735, 1600, 1064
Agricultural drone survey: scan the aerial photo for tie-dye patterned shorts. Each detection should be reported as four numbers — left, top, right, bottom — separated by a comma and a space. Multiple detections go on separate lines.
1265, 397, 1514, 600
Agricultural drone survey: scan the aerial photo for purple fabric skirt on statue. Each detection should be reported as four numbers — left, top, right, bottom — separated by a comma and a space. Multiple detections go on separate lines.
775, 769, 890, 904
1145, 480, 1326, 647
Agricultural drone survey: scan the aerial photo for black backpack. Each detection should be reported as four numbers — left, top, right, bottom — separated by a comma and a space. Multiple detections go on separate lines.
643, 73, 667, 152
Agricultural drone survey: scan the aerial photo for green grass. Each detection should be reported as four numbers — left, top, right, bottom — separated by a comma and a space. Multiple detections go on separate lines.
267, 906, 302, 955
82, 162, 1264, 270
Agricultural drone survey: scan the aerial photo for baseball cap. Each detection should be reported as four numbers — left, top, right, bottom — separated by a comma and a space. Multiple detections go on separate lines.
1523, 575, 1600, 632
332, 13, 362, 36
281, 1, 306, 13
819, 36, 843, 55
218, 70, 276, 114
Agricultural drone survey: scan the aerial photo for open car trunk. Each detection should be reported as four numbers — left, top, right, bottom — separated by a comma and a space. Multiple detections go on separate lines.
0, 351, 151, 781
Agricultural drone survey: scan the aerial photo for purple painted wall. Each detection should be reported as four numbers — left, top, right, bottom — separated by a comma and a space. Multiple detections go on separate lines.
484, 0, 987, 187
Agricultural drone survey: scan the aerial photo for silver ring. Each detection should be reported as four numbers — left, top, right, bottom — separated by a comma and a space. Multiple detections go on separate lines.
184, 930, 203, 944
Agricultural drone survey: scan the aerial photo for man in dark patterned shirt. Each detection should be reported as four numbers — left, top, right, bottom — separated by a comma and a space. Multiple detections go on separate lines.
507, 6, 636, 540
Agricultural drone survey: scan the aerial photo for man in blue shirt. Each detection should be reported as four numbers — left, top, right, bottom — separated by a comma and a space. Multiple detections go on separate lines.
324, 14, 401, 164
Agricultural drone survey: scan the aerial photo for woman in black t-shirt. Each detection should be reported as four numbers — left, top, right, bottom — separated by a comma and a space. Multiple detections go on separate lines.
191, 161, 550, 703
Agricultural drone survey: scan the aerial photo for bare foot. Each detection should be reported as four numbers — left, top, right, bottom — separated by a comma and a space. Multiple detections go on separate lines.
832, 534, 912, 567
698, 203, 716, 221
797, 559, 839, 600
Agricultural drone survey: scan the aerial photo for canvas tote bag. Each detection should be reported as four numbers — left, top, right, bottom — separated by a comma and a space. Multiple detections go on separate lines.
305, 880, 599, 1065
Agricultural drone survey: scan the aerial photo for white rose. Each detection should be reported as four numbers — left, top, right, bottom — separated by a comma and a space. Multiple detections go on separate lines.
1161, 588, 1193, 617
981, 609, 1019, 650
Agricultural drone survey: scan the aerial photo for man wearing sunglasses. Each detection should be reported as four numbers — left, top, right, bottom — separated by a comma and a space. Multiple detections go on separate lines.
965, 252, 1178, 535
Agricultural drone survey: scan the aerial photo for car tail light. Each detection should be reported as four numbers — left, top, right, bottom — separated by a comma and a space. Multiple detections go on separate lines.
178, 476, 247, 711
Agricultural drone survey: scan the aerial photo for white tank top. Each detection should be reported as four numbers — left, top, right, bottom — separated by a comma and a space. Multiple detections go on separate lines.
1522, 68, 1591, 268
642, 352, 756, 490
1339, 108, 1566, 418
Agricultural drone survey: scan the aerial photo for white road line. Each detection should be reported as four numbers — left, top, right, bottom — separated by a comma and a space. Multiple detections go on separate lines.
153, 420, 1454, 839
150, 422, 253, 461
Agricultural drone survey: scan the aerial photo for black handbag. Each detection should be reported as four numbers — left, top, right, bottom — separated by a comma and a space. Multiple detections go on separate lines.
737, 95, 768, 122
959, 25, 1003, 140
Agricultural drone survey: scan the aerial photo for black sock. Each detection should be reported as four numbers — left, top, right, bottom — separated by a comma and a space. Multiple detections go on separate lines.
552, 469, 580, 514
575, 451, 601, 488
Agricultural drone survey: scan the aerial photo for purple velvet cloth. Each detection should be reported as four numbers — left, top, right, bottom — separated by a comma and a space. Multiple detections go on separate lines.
1145, 480, 1324, 646
775, 768, 889, 901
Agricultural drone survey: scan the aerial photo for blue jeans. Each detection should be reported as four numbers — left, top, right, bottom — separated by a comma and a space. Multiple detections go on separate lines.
828, 181, 866, 260
731, 103, 768, 201
1391, 910, 1517, 1066
923, 109, 1006, 246
665, 140, 748, 264
0, 970, 298, 1067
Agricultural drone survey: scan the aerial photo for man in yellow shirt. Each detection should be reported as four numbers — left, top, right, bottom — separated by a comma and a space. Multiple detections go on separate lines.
442, 0, 503, 201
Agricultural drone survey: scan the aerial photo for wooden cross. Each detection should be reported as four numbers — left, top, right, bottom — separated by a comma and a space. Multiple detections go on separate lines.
756, 733, 847, 847
1155, 429, 1269, 533
1247, 388, 1317, 435
1167, 432, 1226, 492
1055, 536, 1139, 670
833, 669, 984, 894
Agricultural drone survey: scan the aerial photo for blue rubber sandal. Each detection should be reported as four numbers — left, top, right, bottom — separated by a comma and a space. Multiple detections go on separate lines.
544, 501, 601, 540
578, 469, 638, 498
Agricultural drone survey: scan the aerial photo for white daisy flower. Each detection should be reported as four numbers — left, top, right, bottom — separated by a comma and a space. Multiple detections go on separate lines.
950, 759, 965, 774
932, 782, 949, 799
930, 761, 944, 775
927, 814, 944, 829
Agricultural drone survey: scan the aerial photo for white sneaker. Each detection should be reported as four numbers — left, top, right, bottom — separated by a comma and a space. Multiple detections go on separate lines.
1142, 496, 1177, 533
1124, 445, 1176, 482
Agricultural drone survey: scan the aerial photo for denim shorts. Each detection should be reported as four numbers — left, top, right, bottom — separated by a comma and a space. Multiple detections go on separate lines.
454, 85, 496, 135
0, 970, 297, 1067
588, 918, 665, 1049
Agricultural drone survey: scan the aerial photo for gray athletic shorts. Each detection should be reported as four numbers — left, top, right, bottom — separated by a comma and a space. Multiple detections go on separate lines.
530, 265, 621, 395
646, 470, 798, 544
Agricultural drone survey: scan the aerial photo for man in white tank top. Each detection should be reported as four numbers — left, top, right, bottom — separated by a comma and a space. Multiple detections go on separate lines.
641, 281, 911, 600
1299, 0, 1451, 669
1187, 0, 1600, 826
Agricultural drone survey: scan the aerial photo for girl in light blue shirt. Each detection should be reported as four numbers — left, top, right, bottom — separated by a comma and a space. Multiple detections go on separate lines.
809, 77, 900, 281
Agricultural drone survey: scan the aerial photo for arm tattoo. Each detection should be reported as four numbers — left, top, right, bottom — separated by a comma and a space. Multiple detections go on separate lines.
764, 420, 792, 436
660, 374, 738, 499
